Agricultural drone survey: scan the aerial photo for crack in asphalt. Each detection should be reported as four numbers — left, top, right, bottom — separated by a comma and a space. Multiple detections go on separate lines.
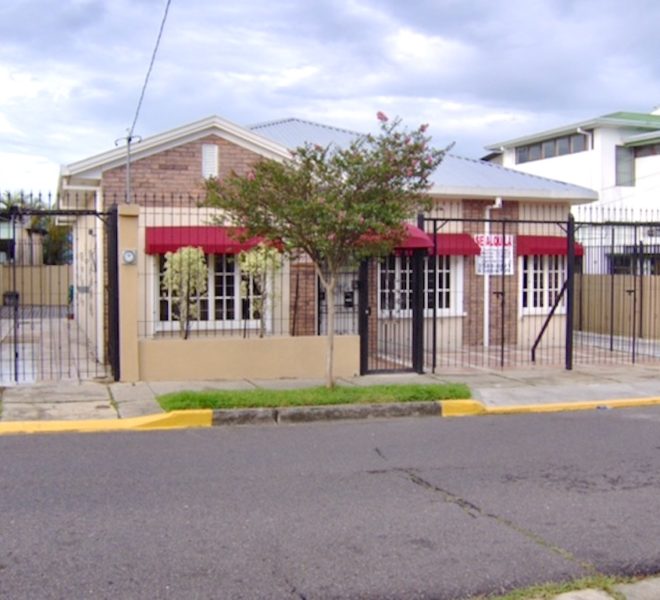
369, 465, 600, 576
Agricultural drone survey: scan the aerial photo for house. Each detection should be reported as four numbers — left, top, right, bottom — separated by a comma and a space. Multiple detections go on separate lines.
484, 110, 660, 274
58, 115, 597, 382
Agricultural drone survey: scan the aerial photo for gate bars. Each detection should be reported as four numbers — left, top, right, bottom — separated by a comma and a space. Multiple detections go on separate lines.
0, 196, 119, 384
360, 213, 660, 374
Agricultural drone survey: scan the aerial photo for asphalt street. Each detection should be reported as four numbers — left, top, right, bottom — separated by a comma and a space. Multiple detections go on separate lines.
2, 409, 660, 599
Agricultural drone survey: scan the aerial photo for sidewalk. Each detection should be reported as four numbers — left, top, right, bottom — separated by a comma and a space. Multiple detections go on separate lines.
2, 363, 660, 422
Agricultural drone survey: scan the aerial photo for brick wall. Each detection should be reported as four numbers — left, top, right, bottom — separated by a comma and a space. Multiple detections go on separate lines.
462, 199, 520, 347
101, 135, 262, 207
289, 263, 317, 336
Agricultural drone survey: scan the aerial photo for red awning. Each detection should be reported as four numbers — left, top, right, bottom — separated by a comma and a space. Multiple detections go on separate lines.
516, 235, 584, 257
396, 223, 433, 250
429, 233, 481, 256
145, 226, 261, 255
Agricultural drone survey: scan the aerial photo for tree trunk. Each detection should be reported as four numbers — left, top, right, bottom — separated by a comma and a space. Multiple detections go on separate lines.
325, 275, 337, 389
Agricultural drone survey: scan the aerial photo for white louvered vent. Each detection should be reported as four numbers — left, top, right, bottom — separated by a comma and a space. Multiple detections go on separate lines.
202, 144, 219, 178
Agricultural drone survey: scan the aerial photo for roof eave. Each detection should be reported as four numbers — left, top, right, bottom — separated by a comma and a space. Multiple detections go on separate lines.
427, 185, 598, 205
485, 116, 660, 151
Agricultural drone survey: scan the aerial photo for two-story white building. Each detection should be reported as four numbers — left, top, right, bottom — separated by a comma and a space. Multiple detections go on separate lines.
484, 110, 660, 211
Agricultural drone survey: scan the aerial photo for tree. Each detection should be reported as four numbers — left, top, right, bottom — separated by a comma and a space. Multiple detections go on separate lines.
205, 114, 451, 387
161, 246, 208, 340
238, 243, 283, 338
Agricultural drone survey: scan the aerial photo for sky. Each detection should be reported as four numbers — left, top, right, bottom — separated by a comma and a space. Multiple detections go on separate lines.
2, 0, 660, 194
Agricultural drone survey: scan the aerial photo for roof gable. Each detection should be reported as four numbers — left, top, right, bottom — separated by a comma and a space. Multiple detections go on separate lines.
61, 115, 290, 182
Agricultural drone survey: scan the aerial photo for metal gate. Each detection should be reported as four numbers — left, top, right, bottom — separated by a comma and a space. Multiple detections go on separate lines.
0, 200, 119, 384
358, 214, 660, 375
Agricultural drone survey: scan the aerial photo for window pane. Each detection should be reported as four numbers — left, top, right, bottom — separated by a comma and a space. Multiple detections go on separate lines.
528, 143, 542, 161
516, 147, 529, 164
571, 133, 586, 153
615, 146, 635, 186
542, 140, 555, 159
556, 136, 570, 156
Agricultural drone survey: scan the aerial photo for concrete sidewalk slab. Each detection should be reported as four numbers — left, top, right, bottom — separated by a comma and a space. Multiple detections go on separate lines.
1, 382, 115, 421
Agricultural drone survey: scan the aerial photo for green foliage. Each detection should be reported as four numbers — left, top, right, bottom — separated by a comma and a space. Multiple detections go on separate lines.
42, 220, 71, 265
205, 114, 452, 386
238, 243, 283, 337
161, 246, 208, 340
206, 115, 450, 271
1, 192, 71, 265
157, 383, 471, 411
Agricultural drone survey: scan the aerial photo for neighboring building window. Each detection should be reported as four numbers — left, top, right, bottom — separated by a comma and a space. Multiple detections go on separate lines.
521, 255, 566, 314
615, 146, 635, 186
202, 144, 219, 178
634, 143, 660, 158
158, 254, 261, 327
378, 255, 463, 316
515, 133, 589, 164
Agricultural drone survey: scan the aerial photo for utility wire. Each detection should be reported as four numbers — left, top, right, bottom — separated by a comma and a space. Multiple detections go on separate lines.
117, 0, 173, 203
129, 0, 173, 139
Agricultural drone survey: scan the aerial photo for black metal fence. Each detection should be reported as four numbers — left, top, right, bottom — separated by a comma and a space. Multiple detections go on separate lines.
134, 197, 660, 374
0, 192, 117, 383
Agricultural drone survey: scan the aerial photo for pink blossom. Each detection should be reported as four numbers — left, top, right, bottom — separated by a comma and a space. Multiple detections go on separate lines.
420, 123, 429, 133
376, 111, 389, 123
246, 171, 255, 181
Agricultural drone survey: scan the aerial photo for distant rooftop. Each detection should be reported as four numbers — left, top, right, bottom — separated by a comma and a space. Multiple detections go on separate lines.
485, 110, 660, 151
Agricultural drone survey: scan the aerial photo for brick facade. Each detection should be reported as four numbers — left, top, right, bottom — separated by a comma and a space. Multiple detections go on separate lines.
101, 135, 261, 207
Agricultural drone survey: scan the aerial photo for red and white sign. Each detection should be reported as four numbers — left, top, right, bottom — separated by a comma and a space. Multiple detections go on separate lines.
474, 234, 515, 275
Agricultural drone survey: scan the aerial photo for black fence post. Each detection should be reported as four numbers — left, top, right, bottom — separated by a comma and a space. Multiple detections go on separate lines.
565, 214, 575, 370
106, 205, 121, 381
411, 247, 425, 374
358, 259, 370, 375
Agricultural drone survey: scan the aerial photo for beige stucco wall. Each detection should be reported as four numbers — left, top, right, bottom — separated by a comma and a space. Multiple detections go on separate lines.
138, 335, 360, 381
517, 314, 566, 349
0, 265, 70, 306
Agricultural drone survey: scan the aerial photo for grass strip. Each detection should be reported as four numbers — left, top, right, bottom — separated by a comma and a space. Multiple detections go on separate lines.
157, 383, 470, 411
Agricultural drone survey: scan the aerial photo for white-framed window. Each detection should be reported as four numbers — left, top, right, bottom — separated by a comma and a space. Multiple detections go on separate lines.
202, 144, 219, 179
379, 255, 412, 314
378, 255, 464, 317
520, 254, 566, 315
157, 254, 262, 331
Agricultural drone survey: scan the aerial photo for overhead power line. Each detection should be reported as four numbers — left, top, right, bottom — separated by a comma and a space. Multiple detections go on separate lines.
129, 0, 173, 139
117, 0, 173, 203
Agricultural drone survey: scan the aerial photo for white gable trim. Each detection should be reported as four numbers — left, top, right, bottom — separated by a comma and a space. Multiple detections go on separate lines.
60, 115, 291, 181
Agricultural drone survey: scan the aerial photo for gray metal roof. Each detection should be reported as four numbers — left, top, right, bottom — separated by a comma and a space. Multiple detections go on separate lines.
431, 154, 597, 203
250, 117, 597, 203
249, 118, 360, 150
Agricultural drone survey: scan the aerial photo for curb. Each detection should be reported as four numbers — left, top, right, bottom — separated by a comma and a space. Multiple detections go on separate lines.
0, 410, 212, 436
213, 401, 442, 425
2, 397, 660, 435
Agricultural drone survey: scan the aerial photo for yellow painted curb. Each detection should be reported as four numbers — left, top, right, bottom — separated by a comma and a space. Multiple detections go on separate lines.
0, 410, 213, 436
440, 396, 660, 418
486, 397, 660, 416
439, 399, 487, 417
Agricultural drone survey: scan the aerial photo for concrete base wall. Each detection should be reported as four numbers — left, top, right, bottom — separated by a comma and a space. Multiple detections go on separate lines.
138, 335, 360, 381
